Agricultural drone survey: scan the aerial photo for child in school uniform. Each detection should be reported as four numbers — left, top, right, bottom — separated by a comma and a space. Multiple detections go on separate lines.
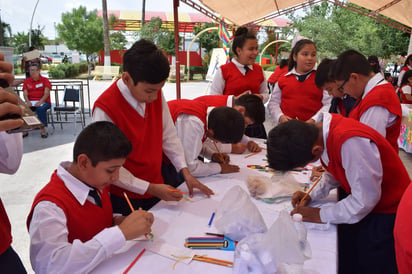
209, 27, 269, 139
93, 39, 213, 214
266, 114, 410, 274
193, 94, 265, 153
397, 54, 412, 87
398, 70, 412, 104
27, 121, 154, 274
332, 49, 402, 151
267, 38, 331, 125
167, 101, 245, 178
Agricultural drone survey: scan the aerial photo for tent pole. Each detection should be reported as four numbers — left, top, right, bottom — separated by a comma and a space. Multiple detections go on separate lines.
174, 0, 181, 99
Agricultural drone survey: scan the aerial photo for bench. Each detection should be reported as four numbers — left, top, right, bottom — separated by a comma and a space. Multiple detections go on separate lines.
91, 66, 120, 81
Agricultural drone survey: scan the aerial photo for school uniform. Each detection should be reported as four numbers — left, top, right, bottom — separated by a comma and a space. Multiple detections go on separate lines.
168, 99, 221, 177
268, 67, 331, 124
329, 96, 357, 117
209, 58, 269, 139
0, 132, 26, 273
27, 162, 125, 274
348, 73, 401, 151
93, 79, 187, 212
397, 65, 411, 87
400, 83, 412, 104
311, 113, 410, 274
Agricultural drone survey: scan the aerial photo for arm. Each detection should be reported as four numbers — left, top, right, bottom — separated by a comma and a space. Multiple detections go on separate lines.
208, 68, 225, 95
23, 88, 32, 107
359, 106, 397, 138
398, 70, 406, 87
0, 131, 23, 174
35, 87, 51, 107
401, 85, 412, 101
267, 83, 286, 123
310, 90, 332, 122
259, 67, 270, 104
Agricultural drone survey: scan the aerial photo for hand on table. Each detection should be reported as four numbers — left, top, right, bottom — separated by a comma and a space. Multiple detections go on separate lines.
291, 206, 322, 223
291, 190, 311, 207
147, 183, 183, 201
181, 167, 214, 197
118, 208, 154, 240
211, 152, 230, 164
220, 163, 240, 174
247, 141, 262, 152
231, 142, 247, 154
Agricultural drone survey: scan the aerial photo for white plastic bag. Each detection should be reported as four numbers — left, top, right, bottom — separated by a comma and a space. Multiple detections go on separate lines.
233, 210, 311, 274
214, 186, 267, 241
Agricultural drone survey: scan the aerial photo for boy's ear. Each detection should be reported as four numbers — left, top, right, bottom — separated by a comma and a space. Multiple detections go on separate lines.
122, 72, 132, 86
77, 154, 91, 170
206, 128, 214, 139
311, 145, 324, 159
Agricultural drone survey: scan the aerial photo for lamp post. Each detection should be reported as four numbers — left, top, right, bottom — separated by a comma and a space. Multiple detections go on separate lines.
54, 22, 57, 54
29, 0, 40, 47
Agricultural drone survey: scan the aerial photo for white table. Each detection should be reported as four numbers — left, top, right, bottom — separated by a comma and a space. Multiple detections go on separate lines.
92, 144, 337, 273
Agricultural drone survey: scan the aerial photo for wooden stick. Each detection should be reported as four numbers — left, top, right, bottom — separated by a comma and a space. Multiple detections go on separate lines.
123, 248, 146, 274
299, 175, 322, 206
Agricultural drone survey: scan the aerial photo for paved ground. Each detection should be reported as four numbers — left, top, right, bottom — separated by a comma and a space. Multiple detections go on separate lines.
1, 79, 412, 273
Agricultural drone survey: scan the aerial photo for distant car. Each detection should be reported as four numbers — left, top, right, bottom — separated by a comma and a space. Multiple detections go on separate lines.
40, 54, 52, 64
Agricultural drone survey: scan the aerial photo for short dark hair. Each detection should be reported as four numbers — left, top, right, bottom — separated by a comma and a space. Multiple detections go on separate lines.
400, 70, 412, 87
288, 39, 316, 71
404, 54, 412, 67
332, 50, 372, 81
234, 94, 265, 124
367, 55, 381, 73
315, 58, 336, 89
208, 106, 245, 143
29, 63, 40, 70
123, 39, 170, 85
278, 59, 288, 69
267, 120, 318, 171
232, 27, 257, 58
73, 121, 132, 166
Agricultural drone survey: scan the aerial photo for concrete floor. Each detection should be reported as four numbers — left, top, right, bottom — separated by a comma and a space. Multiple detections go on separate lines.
1, 79, 412, 273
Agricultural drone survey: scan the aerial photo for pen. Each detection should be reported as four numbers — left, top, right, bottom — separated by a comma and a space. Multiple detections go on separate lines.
208, 211, 216, 227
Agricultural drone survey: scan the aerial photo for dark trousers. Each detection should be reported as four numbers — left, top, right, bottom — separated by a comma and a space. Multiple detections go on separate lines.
111, 162, 184, 214
30, 102, 51, 127
0, 246, 26, 274
338, 212, 398, 274
245, 123, 267, 139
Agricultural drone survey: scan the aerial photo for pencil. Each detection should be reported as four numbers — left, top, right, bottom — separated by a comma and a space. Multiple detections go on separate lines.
193, 255, 233, 267
213, 141, 224, 162
123, 248, 146, 274
167, 187, 188, 195
205, 232, 225, 237
194, 255, 233, 265
299, 175, 322, 206
245, 151, 260, 158
123, 192, 135, 212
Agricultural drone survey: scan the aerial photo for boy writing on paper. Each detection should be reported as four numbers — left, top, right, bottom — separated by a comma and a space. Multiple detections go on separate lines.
266, 114, 410, 274
27, 121, 154, 274
93, 39, 213, 214
193, 94, 265, 154
167, 101, 245, 178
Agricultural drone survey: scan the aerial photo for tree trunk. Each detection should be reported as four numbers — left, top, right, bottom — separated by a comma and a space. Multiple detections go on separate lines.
102, 0, 111, 66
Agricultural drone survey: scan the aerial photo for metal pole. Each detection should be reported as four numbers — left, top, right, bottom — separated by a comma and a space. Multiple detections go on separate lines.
173, 0, 181, 99
141, 0, 146, 27
29, 0, 40, 47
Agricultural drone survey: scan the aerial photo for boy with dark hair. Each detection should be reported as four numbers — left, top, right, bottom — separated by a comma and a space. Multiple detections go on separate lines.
193, 94, 265, 153
27, 121, 154, 273
168, 99, 244, 177
93, 39, 213, 214
332, 49, 401, 151
266, 113, 410, 274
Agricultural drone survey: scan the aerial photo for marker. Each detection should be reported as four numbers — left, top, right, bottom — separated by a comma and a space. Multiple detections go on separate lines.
208, 212, 216, 227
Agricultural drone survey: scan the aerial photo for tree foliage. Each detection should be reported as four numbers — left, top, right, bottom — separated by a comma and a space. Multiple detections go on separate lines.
136, 17, 176, 56
0, 22, 12, 46
288, 2, 409, 59
192, 22, 219, 55
56, 6, 104, 59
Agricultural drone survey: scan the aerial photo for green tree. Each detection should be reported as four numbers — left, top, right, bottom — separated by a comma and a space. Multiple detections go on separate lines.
29, 25, 47, 50
0, 21, 12, 46
137, 17, 176, 55
110, 31, 127, 50
192, 22, 219, 55
57, 6, 104, 63
11, 32, 28, 54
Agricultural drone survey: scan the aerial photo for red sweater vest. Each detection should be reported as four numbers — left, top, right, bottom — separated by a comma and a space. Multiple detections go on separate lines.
193, 95, 229, 107
268, 66, 288, 84
278, 72, 323, 121
168, 99, 208, 142
325, 114, 410, 214
0, 199, 12, 254
93, 81, 164, 199
221, 62, 263, 96
348, 83, 401, 151
27, 171, 113, 243
400, 84, 412, 104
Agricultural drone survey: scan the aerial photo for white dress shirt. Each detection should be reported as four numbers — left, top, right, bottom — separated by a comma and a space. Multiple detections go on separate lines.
209, 58, 270, 104
401, 84, 411, 96
357, 73, 398, 137
93, 79, 188, 194
310, 113, 383, 224
29, 162, 126, 274
174, 107, 222, 177
267, 67, 332, 124
397, 65, 412, 87
0, 131, 23, 174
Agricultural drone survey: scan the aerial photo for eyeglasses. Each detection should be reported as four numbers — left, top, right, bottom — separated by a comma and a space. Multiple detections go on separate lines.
337, 77, 349, 92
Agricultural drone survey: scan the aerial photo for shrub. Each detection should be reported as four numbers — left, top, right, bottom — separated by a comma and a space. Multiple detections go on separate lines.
48, 67, 65, 79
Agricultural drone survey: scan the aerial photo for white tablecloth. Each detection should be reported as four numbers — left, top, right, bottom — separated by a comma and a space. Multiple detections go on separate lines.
92, 142, 337, 273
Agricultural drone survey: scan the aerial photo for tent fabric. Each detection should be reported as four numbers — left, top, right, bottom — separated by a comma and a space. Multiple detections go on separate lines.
200, 0, 411, 27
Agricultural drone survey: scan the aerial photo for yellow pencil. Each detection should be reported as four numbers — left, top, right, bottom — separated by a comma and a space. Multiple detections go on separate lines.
299, 175, 322, 206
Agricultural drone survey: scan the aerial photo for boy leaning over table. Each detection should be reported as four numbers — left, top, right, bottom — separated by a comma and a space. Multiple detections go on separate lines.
266, 113, 410, 274
27, 122, 154, 274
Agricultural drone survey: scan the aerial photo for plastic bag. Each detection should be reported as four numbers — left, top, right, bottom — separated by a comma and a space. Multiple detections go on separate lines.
214, 186, 267, 241
233, 210, 311, 274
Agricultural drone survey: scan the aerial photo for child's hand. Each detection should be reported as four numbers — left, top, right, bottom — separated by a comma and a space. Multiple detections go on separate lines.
291, 191, 311, 207
147, 183, 183, 201
310, 165, 325, 182
211, 153, 230, 164
0, 89, 24, 131
290, 206, 322, 223
231, 142, 247, 154
119, 209, 154, 240
279, 115, 293, 124
247, 141, 262, 152
220, 163, 240, 174
181, 167, 214, 197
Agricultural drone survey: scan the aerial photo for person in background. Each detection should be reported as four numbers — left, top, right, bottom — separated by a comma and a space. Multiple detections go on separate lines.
0, 53, 27, 273
367, 55, 382, 74
267, 59, 288, 93
21, 46, 42, 79
22, 63, 51, 138
397, 54, 412, 87
209, 27, 269, 139
267, 37, 331, 125
399, 70, 412, 104
384, 72, 395, 87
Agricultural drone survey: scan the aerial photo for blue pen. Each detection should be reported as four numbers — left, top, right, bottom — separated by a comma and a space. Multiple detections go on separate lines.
208, 212, 216, 227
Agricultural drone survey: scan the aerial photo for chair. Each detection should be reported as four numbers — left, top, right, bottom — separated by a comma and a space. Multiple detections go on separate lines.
51, 86, 85, 132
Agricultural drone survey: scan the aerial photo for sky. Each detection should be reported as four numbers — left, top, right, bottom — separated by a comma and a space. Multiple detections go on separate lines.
1, 0, 198, 39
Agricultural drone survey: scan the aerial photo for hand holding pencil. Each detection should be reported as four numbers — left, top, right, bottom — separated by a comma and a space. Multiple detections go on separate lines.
118, 207, 154, 240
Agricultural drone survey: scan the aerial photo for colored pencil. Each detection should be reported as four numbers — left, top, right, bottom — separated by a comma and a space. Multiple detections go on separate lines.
205, 232, 225, 237
167, 187, 188, 195
213, 141, 224, 162
245, 151, 260, 158
208, 212, 216, 227
123, 192, 135, 212
193, 255, 233, 267
123, 248, 146, 274
299, 175, 322, 206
